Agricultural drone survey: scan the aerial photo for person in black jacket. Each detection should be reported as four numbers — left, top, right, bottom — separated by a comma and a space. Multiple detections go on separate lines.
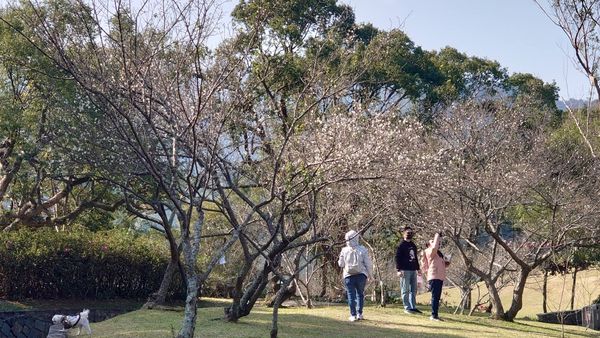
395, 226, 422, 314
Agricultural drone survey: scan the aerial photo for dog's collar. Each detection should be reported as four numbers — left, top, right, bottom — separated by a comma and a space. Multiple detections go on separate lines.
62, 314, 81, 329
73, 314, 81, 327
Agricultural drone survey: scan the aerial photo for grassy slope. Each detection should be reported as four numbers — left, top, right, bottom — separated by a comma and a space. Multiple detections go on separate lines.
3, 269, 598, 337
89, 303, 596, 338
87, 269, 600, 338
420, 268, 600, 318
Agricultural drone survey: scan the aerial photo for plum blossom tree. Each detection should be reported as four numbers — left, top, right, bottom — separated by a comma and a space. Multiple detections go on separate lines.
415, 99, 600, 321
4, 0, 240, 336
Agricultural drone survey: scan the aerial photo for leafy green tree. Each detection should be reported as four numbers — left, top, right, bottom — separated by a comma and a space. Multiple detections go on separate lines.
356, 29, 443, 116
429, 47, 508, 103
0, 7, 120, 231
507, 72, 561, 125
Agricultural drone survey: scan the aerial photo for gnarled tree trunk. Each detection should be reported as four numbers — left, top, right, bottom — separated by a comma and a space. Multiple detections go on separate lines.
177, 211, 204, 338
570, 266, 578, 310
542, 269, 548, 313
270, 276, 293, 338
483, 277, 505, 320
503, 268, 531, 321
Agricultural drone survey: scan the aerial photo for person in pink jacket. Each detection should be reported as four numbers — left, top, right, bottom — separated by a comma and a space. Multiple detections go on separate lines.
421, 232, 450, 321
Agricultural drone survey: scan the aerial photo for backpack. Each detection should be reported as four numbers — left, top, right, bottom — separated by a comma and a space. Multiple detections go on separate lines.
345, 247, 362, 275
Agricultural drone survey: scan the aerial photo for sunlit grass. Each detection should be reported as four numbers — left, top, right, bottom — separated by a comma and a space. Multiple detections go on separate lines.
423, 268, 600, 319
88, 300, 597, 337
3, 269, 598, 337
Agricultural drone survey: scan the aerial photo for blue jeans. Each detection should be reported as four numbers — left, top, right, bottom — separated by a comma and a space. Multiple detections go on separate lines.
429, 279, 444, 318
400, 270, 418, 310
344, 274, 367, 316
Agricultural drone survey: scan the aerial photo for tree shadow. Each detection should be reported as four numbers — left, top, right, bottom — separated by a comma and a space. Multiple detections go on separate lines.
261, 311, 466, 338
448, 316, 594, 338
517, 318, 597, 337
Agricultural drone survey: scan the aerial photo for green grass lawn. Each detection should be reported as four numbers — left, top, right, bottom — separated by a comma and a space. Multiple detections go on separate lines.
2, 269, 598, 337
423, 268, 600, 319
88, 301, 597, 338
86, 269, 600, 337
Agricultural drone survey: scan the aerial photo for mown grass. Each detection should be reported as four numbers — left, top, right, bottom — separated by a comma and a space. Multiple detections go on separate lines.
86, 269, 600, 337
88, 301, 597, 338
2, 269, 598, 337
422, 268, 600, 318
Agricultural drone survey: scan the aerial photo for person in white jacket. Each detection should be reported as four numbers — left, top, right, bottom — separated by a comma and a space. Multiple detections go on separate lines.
338, 230, 373, 322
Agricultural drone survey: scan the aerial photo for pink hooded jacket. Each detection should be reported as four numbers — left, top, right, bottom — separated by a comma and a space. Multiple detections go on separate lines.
422, 233, 447, 281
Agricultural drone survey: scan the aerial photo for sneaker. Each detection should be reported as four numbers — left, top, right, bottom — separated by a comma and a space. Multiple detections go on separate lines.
404, 309, 416, 314
357, 314, 364, 320
410, 308, 423, 314
349, 315, 357, 322
430, 316, 443, 321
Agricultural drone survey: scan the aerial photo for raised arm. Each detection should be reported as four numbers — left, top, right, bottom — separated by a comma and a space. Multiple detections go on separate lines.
431, 233, 441, 255
421, 251, 429, 277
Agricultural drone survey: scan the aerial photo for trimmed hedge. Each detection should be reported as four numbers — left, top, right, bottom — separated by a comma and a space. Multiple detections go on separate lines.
0, 228, 178, 300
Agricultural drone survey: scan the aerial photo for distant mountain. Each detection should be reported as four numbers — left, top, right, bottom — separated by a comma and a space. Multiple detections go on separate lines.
556, 98, 596, 111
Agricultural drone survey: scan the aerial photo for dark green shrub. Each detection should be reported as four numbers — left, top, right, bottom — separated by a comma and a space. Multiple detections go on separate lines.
0, 228, 182, 300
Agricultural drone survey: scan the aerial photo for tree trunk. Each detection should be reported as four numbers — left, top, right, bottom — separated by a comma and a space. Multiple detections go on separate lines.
270, 277, 293, 338
225, 262, 271, 322
459, 287, 471, 314
542, 269, 548, 313
177, 211, 203, 338
379, 280, 386, 307
301, 279, 313, 309
145, 219, 185, 309
266, 274, 297, 307
224, 264, 250, 322
178, 269, 199, 338
319, 262, 327, 298
144, 257, 178, 308
570, 267, 578, 310
503, 268, 531, 321
484, 278, 505, 319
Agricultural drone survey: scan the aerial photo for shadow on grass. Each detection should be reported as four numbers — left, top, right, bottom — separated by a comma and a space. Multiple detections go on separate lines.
91, 302, 598, 338
448, 316, 593, 338
198, 297, 232, 308
516, 317, 596, 337
217, 311, 466, 338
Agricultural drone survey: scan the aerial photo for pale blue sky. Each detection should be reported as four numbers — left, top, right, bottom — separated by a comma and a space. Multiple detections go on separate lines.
0, 0, 588, 99
215, 0, 588, 99
341, 0, 588, 99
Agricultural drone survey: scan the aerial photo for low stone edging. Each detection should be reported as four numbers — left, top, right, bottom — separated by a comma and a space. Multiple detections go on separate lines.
537, 305, 600, 331
0, 308, 134, 338
537, 309, 582, 326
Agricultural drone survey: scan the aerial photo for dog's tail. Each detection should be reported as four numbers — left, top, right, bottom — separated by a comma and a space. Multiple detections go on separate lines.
81, 309, 90, 319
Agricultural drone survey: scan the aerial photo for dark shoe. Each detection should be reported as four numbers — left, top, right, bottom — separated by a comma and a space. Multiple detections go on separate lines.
404, 309, 416, 314
429, 316, 443, 321
410, 308, 423, 314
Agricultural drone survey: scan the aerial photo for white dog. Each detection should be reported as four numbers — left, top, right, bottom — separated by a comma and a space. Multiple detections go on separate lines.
52, 309, 92, 335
